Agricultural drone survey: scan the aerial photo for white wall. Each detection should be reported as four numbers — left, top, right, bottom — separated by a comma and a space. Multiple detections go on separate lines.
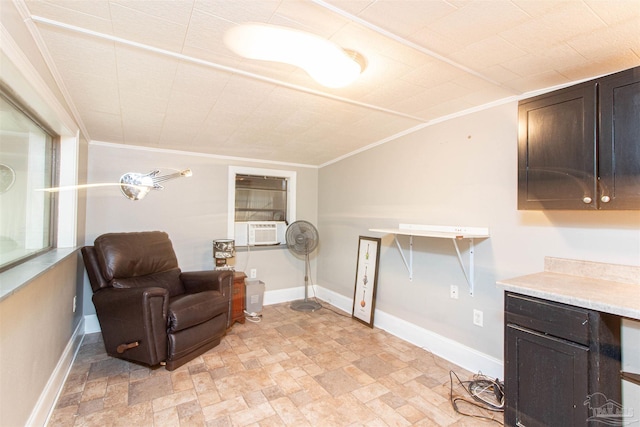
83, 142, 319, 317
317, 101, 640, 376
0, 254, 84, 426
1, 4, 87, 425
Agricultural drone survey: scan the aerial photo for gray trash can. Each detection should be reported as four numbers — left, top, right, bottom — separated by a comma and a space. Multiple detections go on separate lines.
244, 278, 265, 315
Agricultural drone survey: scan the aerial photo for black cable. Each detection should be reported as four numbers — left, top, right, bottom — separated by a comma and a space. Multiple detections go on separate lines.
303, 257, 352, 318
319, 301, 353, 318
449, 370, 504, 425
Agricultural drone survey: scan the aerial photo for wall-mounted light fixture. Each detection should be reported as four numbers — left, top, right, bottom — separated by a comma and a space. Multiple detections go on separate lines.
224, 23, 366, 88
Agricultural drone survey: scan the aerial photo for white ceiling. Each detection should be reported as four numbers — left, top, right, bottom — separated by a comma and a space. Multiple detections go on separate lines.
19, 0, 640, 166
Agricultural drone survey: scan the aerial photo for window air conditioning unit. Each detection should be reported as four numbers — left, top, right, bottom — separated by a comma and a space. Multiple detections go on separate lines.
235, 221, 286, 246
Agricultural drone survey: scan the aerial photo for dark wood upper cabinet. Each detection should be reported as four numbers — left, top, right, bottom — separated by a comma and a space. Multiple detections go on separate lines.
598, 68, 640, 209
518, 66, 640, 210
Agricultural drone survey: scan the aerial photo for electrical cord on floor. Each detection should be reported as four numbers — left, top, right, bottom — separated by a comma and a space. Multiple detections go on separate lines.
243, 310, 262, 323
305, 257, 325, 306
304, 258, 353, 318
306, 269, 380, 320
319, 301, 353, 318
449, 370, 504, 425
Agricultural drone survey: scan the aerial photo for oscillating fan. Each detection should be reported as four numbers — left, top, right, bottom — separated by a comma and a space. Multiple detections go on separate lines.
286, 220, 322, 312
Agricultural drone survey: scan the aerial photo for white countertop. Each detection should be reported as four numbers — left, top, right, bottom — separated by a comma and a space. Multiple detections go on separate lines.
497, 257, 640, 320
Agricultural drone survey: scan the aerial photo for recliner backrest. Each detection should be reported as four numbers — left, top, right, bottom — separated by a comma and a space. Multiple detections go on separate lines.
95, 231, 179, 279
88, 231, 185, 296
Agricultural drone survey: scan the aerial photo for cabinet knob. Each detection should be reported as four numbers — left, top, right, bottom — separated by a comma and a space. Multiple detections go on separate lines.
601, 195, 611, 203
582, 196, 592, 204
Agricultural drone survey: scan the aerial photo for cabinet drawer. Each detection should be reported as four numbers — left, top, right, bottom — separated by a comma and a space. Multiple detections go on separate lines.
505, 293, 589, 346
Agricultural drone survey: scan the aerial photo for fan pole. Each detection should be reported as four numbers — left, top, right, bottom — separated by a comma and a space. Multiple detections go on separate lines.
290, 253, 322, 312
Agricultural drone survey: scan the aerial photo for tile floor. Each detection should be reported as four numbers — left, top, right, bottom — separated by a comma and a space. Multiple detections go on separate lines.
48, 303, 503, 426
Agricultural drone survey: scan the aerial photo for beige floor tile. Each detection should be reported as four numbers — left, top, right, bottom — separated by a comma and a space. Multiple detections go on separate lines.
152, 389, 197, 413
270, 396, 310, 426
47, 302, 503, 426
153, 406, 180, 427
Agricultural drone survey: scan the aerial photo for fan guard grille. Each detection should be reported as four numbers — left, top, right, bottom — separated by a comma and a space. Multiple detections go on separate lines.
286, 220, 318, 255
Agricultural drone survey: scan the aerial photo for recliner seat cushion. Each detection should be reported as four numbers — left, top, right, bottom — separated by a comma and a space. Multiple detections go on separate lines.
168, 291, 228, 333
112, 269, 184, 298
94, 231, 179, 280
167, 315, 226, 364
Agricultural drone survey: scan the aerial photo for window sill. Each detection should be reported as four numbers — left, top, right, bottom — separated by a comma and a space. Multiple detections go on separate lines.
0, 247, 78, 302
235, 244, 287, 252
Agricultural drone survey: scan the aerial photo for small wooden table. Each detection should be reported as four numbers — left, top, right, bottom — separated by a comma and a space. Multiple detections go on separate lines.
230, 271, 246, 326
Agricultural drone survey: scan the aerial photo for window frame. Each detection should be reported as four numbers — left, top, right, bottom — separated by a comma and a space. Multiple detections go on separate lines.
0, 90, 58, 272
227, 166, 296, 242
234, 174, 288, 222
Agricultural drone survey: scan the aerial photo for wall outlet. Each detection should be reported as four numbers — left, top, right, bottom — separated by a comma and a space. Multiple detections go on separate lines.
450, 285, 459, 299
473, 309, 483, 327
73, 296, 76, 313
250, 268, 257, 278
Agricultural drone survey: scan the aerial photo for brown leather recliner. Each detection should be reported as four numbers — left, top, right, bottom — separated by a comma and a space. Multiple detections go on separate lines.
81, 231, 233, 371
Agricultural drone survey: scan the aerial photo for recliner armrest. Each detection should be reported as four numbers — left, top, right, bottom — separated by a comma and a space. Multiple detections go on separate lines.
92, 287, 169, 366
93, 286, 169, 315
181, 270, 234, 297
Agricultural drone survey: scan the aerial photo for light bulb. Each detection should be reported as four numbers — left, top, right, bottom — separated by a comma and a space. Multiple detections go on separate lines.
225, 23, 365, 88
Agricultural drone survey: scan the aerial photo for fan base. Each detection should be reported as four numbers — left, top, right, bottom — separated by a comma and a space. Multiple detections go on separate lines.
290, 299, 322, 312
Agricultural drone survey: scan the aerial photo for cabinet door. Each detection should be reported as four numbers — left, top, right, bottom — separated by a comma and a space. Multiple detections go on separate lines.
598, 67, 640, 209
518, 83, 597, 209
505, 324, 589, 427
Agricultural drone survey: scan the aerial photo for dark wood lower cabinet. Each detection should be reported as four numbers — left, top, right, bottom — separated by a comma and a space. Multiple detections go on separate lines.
506, 325, 588, 426
504, 293, 621, 427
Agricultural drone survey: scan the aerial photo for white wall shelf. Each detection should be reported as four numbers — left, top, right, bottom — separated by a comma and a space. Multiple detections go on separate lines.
369, 224, 490, 295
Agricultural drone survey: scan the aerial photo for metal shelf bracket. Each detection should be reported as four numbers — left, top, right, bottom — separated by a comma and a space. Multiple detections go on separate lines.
452, 238, 475, 296
393, 234, 413, 281
370, 224, 489, 296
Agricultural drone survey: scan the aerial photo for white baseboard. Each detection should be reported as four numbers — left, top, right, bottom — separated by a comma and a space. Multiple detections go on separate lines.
314, 285, 353, 314
314, 285, 504, 379
263, 286, 305, 306
29, 317, 85, 427
84, 314, 100, 334
83, 284, 503, 379
374, 310, 504, 379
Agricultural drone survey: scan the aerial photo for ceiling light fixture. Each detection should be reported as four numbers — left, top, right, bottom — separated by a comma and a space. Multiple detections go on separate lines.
224, 23, 366, 88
